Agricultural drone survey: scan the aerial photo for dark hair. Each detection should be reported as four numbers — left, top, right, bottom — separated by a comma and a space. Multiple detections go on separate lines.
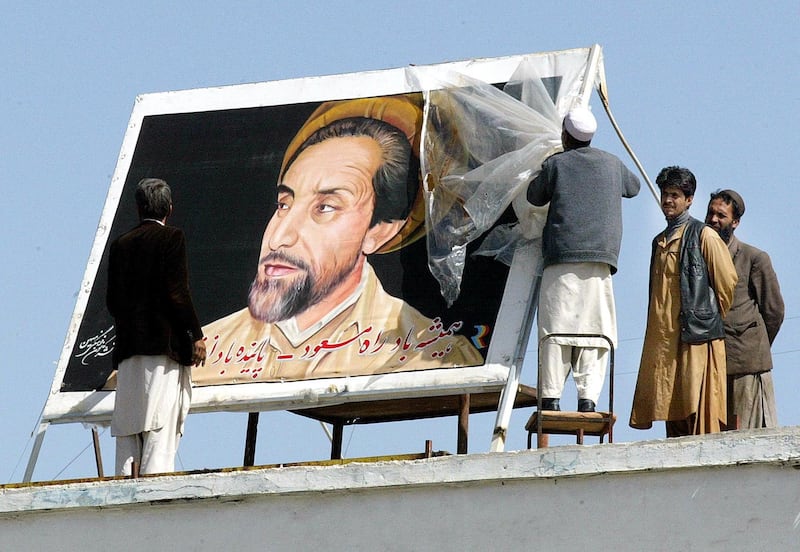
709, 189, 744, 220
561, 125, 591, 150
656, 166, 696, 198
135, 178, 172, 220
285, 117, 418, 226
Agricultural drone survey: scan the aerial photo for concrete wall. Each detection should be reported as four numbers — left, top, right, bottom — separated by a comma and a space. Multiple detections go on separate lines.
3, 428, 799, 551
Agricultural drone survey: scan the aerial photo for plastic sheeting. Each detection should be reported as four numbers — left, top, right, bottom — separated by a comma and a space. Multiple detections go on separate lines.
407, 49, 601, 305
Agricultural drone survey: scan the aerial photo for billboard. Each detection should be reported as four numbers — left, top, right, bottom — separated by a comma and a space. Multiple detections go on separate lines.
38, 46, 603, 429
66, 93, 503, 390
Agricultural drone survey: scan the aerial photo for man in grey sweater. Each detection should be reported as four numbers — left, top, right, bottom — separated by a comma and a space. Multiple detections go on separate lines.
527, 107, 640, 412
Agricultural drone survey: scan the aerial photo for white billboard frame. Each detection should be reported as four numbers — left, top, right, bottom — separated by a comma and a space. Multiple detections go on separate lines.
26, 45, 603, 481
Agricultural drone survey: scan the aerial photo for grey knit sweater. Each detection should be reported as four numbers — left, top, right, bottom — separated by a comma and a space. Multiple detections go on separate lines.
527, 146, 640, 273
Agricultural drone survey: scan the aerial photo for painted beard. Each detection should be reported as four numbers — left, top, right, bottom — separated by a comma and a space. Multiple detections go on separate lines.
248, 256, 313, 323
247, 250, 359, 323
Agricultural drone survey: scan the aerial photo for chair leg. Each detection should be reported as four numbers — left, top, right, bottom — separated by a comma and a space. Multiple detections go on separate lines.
537, 432, 549, 448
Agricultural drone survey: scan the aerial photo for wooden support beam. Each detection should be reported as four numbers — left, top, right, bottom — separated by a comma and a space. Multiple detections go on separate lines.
457, 394, 469, 454
244, 412, 259, 467
331, 423, 344, 460
92, 427, 104, 478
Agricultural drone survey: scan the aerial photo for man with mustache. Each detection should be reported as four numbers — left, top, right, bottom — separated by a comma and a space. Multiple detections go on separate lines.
193, 98, 482, 384
630, 167, 737, 436
705, 189, 784, 429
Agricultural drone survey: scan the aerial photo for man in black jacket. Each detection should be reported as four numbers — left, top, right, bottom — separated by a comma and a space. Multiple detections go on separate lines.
107, 178, 205, 475
630, 167, 737, 436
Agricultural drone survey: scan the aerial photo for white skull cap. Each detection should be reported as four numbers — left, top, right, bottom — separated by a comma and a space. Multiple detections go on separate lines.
564, 107, 597, 142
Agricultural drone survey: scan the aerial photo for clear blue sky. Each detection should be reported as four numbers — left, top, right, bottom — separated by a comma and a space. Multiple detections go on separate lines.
3, 1, 798, 482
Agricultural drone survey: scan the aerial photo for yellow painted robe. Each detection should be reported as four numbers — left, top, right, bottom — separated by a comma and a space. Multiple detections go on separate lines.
192, 263, 483, 385
630, 224, 737, 433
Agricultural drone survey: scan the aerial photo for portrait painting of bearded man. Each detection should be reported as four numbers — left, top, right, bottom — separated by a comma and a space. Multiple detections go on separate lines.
192, 96, 484, 384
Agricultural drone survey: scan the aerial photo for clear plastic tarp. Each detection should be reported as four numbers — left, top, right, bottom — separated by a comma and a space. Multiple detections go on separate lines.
407, 49, 601, 305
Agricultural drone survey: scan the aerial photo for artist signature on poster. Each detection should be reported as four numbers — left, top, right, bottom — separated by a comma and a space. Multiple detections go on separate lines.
75, 326, 115, 365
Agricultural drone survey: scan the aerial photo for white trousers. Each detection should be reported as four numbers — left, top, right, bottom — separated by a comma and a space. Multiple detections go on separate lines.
115, 423, 182, 476
112, 355, 190, 476
539, 342, 608, 404
537, 263, 615, 405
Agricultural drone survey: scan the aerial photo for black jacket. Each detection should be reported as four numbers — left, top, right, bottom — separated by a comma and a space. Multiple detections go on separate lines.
107, 221, 203, 367
649, 217, 725, 344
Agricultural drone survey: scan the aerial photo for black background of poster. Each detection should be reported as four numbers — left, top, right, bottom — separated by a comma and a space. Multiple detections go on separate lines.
62, 100, 513, 391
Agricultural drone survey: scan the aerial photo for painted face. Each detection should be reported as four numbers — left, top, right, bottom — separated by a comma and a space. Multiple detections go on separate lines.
660, 186, 693, 220
248, 136, 392, 327
705, 197, 739, 243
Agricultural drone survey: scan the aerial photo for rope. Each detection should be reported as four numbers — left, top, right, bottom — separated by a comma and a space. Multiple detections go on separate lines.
596, 84, 659, 204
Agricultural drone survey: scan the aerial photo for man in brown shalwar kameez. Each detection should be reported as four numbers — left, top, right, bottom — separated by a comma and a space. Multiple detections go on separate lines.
705, 189, 784, 429
630, 167, 737, 437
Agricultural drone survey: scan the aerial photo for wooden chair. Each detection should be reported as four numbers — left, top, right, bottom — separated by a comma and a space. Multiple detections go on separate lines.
526, 333, 615, 448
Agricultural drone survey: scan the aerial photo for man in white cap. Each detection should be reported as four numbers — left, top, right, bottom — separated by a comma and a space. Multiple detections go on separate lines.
527, 106, 640, 412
